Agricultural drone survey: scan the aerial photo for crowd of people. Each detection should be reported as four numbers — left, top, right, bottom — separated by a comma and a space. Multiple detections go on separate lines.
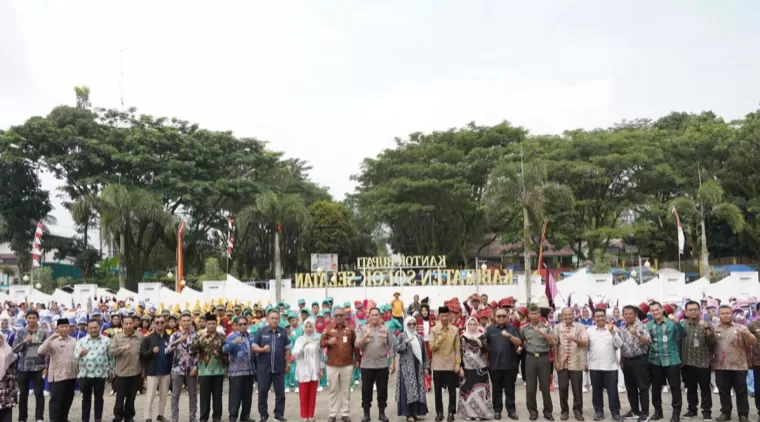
0, 291, 758, 422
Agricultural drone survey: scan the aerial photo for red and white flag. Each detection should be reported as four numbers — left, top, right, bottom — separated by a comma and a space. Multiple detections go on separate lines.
545, 272, 559, 301
227, 218, 234, 258
671, 206, 685, 254
31, 222, 43, 267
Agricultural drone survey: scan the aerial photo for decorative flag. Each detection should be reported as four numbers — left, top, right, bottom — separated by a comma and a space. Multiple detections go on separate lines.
31, 222, 43, 268
177, 220, 186, 292
536, 217, 549, 280
545, 272, 559, 301
671, 206, 685, 254
227, 218, 234, 258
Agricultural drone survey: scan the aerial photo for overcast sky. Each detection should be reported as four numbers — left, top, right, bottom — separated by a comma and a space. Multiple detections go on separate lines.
2, 1, 759, 241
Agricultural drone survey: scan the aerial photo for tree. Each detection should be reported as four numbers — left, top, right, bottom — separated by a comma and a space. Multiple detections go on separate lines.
198, 257, 225, 281
672, 179, 745, 278
305, 201, 354, 258
0, 153, 52, 272
354, 122, 526, 264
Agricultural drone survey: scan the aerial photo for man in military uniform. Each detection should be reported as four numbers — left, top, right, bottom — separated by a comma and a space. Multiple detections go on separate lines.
521, 303, 557, 421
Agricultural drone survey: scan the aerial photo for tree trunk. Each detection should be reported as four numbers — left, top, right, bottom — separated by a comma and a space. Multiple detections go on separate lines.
274, 230, 282, 302
119, 233, 126, 289
700, 216, 710, 279
523, 205, 532, 305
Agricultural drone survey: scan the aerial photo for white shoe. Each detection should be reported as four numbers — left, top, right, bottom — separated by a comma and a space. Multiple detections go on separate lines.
713, 386, 718, 394
28, 389, 33, 394
731, 390, 735, 397
295, 387, 299, 393
582, 387, 588, 393
285, 387, 291, 393
318, 386, 324, 392
373, 385, 377, 391
618, 386, 626, 393
44, 391, 50, 397
663, 386, 669, 393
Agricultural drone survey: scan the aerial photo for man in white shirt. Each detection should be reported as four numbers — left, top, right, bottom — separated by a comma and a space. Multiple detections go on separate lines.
586, 308, 623, 422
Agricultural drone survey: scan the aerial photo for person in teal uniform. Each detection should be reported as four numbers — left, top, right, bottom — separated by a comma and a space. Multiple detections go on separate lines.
322, 300, 331, 313
311, 302, 321, 318
300, 308, 310, 323
286, 311, 302, 392
317, 311, 330, 390
297, 299, 306, 312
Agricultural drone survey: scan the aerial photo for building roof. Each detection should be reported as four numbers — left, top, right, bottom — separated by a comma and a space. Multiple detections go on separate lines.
468, 235, 575, 260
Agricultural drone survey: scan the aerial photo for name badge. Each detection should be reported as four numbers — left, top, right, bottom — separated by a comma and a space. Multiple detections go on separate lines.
534, 353, 539, 357
662, 335, 667, 342
693, 335, 699, 347
342, 336, 348, 343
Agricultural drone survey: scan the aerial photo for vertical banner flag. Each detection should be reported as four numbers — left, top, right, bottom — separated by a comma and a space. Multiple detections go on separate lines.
227, 218, 234, 258
545, 272, 559, 301
536, 217, 549, 280
671, 206, 685, 254
177, 220, 186, 292
31, 222, 43, 268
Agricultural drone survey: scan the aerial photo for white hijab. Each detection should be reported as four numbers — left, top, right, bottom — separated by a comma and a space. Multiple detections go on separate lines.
0, 335, 16, 381
404, 316, 422, 362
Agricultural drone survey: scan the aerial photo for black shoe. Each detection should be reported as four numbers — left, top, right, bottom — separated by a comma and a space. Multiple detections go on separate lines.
529, 415, 538, 422
274, 418, 287, 422
494, 414, 502, 420
341, 417, 351, 422
448, 414, 455, 422
157, 417, 168, 422
593, 414, 604, 422
508, 413, 519, 421
637, 415, 649, 422
574, 412, 584, 422
612, 417, 623, 422
561, 414, 569, 421
544, 414, 555, 422
671, 416, 680, 422
623, 413, 639, 420
651, 412, 664, 421
379, 410, 389, 422
702, 415, 712, 422
685, 413, 698, 419
738, 417, 749, 422
436, 415, 444, 422
328, 418, 336, 422
715, 416, 730, 422
362, 412, 370, 422
146, 419, 152, 422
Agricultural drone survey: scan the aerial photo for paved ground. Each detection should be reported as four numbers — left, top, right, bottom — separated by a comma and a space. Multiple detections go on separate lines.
21, 376, 719, 422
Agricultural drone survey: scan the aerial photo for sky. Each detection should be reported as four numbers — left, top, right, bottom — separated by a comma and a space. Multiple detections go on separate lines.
2, 1, 760, 241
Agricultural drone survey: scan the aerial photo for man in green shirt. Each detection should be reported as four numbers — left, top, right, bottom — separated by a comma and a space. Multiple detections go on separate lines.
521, 303, 557, 421
646, 302, 685, 422
192, 312, 228, 422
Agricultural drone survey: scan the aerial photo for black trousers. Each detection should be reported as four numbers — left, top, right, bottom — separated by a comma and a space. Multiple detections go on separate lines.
257, 371, 285, 419
590, 370, 621, 416
50, 379, 77, 422
622, 355, 650, 415
490, 369, 518, 414
753, 367, 760, 415
199, 375, 224, 422
361, 367, 390, 411
17, 370, 45, 422
228, 375, 254, 422
79, 377, 106, 422
0, 408, 12, 422
557, 370, 583, 414
113, 374, 141, 422
525, 354, 553, 415
682, 366, 712, 416
650, 364, 682, 414
716, 370, 749, 417
433, 370, 458, 415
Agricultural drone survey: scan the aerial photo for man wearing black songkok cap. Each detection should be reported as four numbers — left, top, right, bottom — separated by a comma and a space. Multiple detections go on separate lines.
40, 317, 78, 422
430, 306, 461, 422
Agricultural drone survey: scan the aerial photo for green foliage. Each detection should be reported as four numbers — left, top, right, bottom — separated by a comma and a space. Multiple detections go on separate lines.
33, 267, 54, 294
199, 257, 225, 282
305, 200, 354, 257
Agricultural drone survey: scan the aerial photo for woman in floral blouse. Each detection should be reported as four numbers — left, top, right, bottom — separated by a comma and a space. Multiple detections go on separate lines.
0, 333, 18, 422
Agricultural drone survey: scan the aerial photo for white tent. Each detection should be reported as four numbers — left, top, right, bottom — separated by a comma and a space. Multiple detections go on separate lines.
557, 269, 589, 300
179, 287, 203, 307
30, 289, 53, 304
52, 289, 72, 306
159, 287, 183, 308
225, 274, 268, 302
116, 288, 137, 301
683, 277, 709, 300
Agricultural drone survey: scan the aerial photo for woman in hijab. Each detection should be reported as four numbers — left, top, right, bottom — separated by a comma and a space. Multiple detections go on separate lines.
457, 317, 493, 421
0, 314, 12, 343
0, 332, 18, 422
396, 316, 428, 422
292, 318, 324, 422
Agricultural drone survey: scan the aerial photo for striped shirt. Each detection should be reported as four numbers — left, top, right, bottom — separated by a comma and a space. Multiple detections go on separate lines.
646, 318, 685, 367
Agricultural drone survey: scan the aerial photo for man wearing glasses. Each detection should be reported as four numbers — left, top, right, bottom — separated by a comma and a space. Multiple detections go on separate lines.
321, 307, 359, 422
141, 316, 173, 422
224, 316, 255, 422
486, 308, 522, 420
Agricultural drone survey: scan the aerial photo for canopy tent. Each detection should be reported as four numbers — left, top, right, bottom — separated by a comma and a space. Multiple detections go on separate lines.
52, 289, 73, 306
116, 288, 137, 301
225, 274, 268, 303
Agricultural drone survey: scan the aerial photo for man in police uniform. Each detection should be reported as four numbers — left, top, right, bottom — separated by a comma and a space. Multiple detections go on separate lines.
521, 303, 557, 421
